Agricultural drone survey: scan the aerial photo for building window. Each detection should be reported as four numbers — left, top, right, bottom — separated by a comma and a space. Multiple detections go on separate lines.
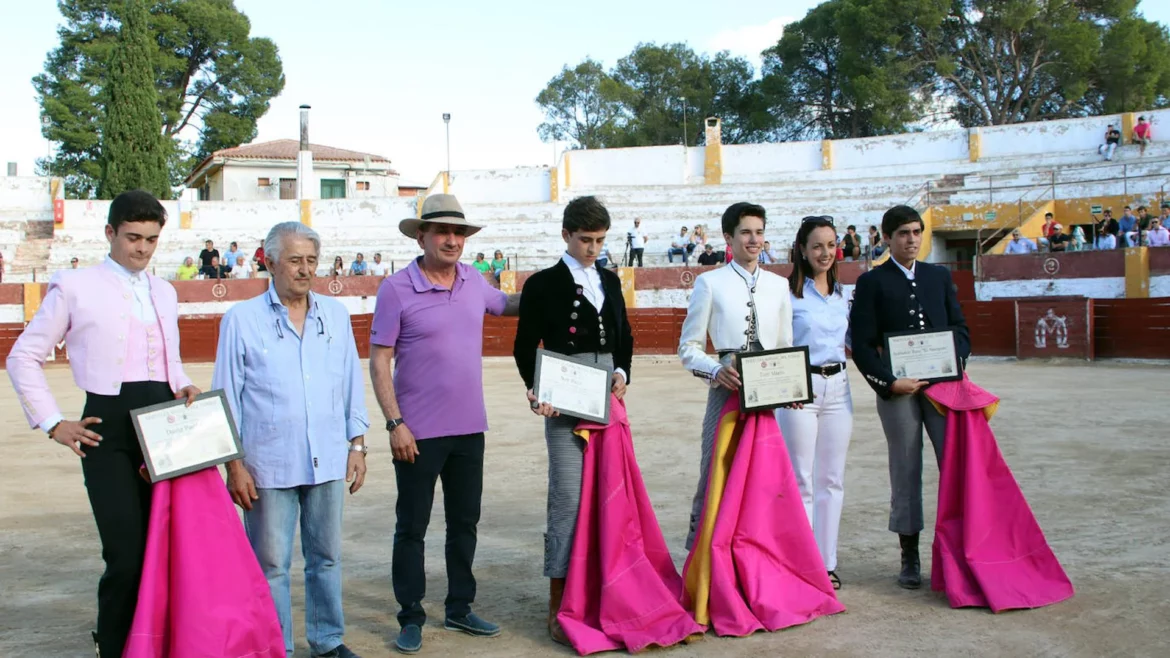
356, 181, 370, 191
198, 184, 210, 200
321, 179, 346, 199
279, 178, 297, 200
257, 177, 271, 187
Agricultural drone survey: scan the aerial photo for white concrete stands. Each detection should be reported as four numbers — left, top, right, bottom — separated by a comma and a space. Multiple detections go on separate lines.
975, 277, 1125, 301
445, 168, 552, 204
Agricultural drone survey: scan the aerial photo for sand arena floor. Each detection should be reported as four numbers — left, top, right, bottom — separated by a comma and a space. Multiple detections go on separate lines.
1, 358, 1167, 657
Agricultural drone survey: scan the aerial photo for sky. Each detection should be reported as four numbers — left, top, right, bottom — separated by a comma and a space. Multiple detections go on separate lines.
2, 1, 1168, 185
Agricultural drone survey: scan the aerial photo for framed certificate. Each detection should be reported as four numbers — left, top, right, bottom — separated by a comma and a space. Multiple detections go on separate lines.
735, 346, 814, 412
884, 329, 963, 383
533, 349, 613, 424
130, 390, 244, 482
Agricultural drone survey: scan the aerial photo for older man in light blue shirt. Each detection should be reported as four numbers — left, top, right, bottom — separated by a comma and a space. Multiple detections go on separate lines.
212, 222, 369, 658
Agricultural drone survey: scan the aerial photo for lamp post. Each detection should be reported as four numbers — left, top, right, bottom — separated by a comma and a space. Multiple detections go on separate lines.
41, 115, 51, 174
442, 113, 451, 191
680, 97, 687, 147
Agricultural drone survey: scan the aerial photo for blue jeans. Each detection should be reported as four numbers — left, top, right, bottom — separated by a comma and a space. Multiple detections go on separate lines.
244, 479, 346, 656
667, 247, 688, 263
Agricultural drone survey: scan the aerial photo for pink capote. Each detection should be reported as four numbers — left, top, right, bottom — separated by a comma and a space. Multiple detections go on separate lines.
926, 376, 1075, 612
123, 467, 285, 657
681, 398, 844, 637
557, 397, 704, 655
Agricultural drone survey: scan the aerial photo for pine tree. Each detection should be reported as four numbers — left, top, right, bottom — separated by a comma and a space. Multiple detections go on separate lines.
98, 0, 170, 200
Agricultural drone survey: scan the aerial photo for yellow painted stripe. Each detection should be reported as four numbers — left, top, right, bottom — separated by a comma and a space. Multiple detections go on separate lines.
821, 139, 833, 170
549, 166, 558, 203
299, 199, 312, 227
564, 152, 571, 188
499, 269, 517, 295
23, 283, 43, 322
1125, 246, 1149, 299
180, 210, 192, 230
968, 128, 982, 162
618, 267, 635, 308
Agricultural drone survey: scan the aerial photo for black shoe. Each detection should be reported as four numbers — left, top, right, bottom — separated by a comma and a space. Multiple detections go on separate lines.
312, 643, 360, 658
898, 533, 922, 589
394, 625, 422, 654
92, 631, 100, 657
445, 612, 501, 638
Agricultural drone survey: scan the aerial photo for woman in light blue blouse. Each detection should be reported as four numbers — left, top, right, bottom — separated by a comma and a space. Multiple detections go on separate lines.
777, 215, 853, 590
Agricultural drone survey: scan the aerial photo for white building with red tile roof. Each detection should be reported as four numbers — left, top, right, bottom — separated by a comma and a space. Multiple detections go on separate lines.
184, 139, 400, 201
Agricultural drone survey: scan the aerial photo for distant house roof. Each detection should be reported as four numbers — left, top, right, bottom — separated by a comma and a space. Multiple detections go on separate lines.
184, 139, 398, 187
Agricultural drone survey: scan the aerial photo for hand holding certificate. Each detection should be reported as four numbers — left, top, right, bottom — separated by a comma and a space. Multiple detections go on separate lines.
533, 349, 613, 424
884, 329, 963, 384
130, 390, 244, 482
735, 346, 814, 412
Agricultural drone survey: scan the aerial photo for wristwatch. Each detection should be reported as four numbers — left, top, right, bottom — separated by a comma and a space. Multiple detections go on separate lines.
386, 418, 405, 432
46, 421, 62, 440
349, 443, 368, 454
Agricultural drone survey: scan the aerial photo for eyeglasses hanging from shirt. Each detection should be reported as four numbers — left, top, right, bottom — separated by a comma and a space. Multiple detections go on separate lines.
273, 312, 327, 340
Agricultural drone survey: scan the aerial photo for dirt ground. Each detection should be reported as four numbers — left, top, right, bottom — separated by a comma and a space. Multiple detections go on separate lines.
1, 358, 1168, 657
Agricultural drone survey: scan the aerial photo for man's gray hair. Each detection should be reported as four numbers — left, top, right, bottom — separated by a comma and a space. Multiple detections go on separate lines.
264, 222, 321, 265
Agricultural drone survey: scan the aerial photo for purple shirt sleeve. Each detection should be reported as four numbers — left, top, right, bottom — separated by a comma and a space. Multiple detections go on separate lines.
480, 272, 507, 316
370, 282, 403, 347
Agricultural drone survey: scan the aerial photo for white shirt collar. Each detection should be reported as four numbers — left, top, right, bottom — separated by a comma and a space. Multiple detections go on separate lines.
728, 259, 759, 284
561, 252, 594, 273
104, 255, 147, 282
892, 258, 916, 280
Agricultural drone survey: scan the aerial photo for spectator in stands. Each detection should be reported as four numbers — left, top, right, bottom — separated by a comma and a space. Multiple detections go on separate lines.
1048, 224, 1070, 252
627, 218, 647, 267
668, 226, 690, 264
689, 225, 707, 253
1119, 207, 1138, 247
491, 250, 508, 278
350, 252, 368, 276
1099, 124, 1121, 161
597, 245, 614, 269
868, 225, 884, 258
176, 256, 198, 280
230, 255, 252, 279
198, 239, 219, 270
1133, 116, 1152, 156
1095, 229, 1116, 250
222, 241, 241, 273
331, 256, 345, 277
1147, 218, 1170, 247
1070, 226, 1087, 251
1161, 204, 1170, 227
842, 225, 861, 261
253, 240, 267, 273
369, 252, 390, 277
697, 243, 721, 266
1095, 208, 1119, 245
759, 240, 776, 264
1042, 212, 1058, 238
473, 252, 491, 275
1004, 229, 1037, 254
70, 257, 80, 269
200, 255, 226, 279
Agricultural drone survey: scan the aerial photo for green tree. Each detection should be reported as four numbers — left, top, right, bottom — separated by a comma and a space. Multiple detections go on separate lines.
34, 0, 284, 197
915, 0, 1166, 125
1091, 16, 1170, 114
536, 59, 628, 149
761, 0, 945, 140
99, 0, 170, 199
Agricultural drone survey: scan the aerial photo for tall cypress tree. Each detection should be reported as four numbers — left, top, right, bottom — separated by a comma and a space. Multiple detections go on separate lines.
98, 0, 170, 200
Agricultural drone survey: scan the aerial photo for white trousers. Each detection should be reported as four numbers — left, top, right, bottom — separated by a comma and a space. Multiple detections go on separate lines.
776, 370, 853, 571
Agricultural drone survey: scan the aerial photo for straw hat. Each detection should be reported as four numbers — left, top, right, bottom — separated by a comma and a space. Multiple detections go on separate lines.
398, 194, 483, 239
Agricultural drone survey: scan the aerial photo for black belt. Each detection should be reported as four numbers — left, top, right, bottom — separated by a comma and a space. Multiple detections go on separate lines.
813, 362, 846, 377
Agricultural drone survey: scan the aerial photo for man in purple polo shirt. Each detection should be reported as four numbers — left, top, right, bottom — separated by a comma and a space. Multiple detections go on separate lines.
370, 194, 519, 655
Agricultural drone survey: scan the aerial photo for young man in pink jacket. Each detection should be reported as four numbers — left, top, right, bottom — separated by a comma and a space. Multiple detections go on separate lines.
6, 189, 200, 657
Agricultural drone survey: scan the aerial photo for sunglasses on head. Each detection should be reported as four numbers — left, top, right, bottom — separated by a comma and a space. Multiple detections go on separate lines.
802, 215, 835, 226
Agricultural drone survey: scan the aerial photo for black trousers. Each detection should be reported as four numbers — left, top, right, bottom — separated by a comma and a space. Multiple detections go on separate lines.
627, 248, 644, 267
392, 433, 485, 628
80, 381, 173, 657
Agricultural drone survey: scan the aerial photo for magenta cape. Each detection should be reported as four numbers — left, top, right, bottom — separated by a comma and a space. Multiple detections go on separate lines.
123, 467, 285, 658
926, 377, 1074, 612
681, 397, 844, 636
557, 397, 704, 655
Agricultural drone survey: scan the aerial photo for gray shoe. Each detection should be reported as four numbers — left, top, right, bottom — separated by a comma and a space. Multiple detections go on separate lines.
444, 612, 501, 638
312, 643, 360, 658
394, 625, 423, 654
